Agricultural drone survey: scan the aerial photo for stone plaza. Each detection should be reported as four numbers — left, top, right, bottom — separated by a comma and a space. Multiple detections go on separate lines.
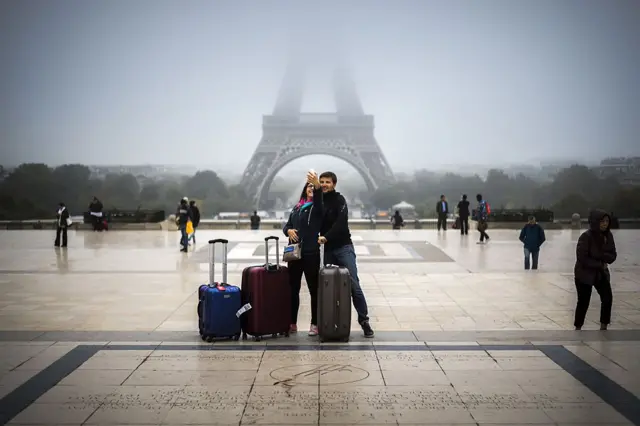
0, 228, 639, 425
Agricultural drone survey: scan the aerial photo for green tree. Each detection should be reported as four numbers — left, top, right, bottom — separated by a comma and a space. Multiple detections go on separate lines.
183, 170, 228, 201
101, 173, 140, 209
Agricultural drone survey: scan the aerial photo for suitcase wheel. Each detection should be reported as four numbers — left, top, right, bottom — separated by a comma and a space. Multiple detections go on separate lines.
200, 335, 207, 342
271, 333, 277, 338
233, 334, 240, 341
319, 337, 325, 343
205, 336, 214, 343
253, 336, 262, 342
284, 332, 290, 338
242, 333, 248, 341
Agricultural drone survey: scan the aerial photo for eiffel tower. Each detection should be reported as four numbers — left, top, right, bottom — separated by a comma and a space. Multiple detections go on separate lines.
240, 44, 395, 208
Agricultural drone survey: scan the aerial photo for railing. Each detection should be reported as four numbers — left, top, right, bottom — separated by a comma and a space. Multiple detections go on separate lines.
1, 217, 639, 230
83, 210, 165, 224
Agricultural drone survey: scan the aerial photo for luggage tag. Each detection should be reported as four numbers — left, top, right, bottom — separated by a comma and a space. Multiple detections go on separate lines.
236, 303, 252, 318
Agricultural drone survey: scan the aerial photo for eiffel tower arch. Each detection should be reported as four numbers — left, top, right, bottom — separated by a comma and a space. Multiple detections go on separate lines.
241, 56, 395, 208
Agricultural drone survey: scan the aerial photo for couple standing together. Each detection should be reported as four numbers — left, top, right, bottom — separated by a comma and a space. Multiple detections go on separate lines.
283, 170, 374, 338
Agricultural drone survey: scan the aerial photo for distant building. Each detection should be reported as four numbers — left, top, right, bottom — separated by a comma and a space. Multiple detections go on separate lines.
593, 157, 640, 185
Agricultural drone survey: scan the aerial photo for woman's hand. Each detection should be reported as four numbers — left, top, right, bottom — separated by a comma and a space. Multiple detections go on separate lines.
287, 229, 299, 242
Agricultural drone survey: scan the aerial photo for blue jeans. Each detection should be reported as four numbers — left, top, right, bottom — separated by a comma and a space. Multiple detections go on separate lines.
524, 248, 539, 270
179, 226, 188, 250
326, 244, 369, 324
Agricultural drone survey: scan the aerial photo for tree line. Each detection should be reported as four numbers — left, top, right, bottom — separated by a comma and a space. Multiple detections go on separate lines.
0, 164, 252, 220
370, 165, 640, 218
0, 163, 638, 220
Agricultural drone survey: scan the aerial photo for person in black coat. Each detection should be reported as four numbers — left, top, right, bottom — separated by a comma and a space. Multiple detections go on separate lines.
88, 197, 104, 231
574, 209, 617, 330
250, 211, 261, 230
456, 195, 470, 235
54, 202, 70, 247
175, 198, 192, 253
188, 200, 201, 244
283, 174, 323, 336
391, 210, 404, 230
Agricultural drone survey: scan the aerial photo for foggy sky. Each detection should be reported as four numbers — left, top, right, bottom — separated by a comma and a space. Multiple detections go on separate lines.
1, 0, 639, 172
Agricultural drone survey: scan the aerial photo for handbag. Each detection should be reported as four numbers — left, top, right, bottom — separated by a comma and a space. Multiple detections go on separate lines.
65, 217, 73, 227
283, 241, 302, 262
186, 220, 194, 235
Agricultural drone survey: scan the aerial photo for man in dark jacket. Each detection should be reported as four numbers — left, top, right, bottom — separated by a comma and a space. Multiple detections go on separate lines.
574, 209, 617, 331
189, 200, 201, 244
88, 196, 104, 231
250, 211, 261, 230
436, 195, 449, 231
175, 198, 192, 253
317, 171, 374, 338
456, 195, 470, 235
519, 216, 546, 270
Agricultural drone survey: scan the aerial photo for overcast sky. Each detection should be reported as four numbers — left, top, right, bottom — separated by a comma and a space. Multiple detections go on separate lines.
1, 0, 639, 172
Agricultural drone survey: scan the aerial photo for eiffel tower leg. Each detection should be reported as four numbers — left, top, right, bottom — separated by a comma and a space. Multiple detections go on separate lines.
240, 146, 276, 209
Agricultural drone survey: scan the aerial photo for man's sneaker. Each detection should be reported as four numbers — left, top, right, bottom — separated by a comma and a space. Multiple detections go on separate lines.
361, 321, 374, 338
308, 325, 318, 336
289, 324, 298, 333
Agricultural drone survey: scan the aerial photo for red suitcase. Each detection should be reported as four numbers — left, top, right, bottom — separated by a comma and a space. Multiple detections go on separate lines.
241, 236, 291, 341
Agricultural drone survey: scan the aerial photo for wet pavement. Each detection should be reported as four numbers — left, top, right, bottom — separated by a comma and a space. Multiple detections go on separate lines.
0, 229, 639, 425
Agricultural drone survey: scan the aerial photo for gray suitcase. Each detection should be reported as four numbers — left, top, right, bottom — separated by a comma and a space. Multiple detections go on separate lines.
317, 244, 352, 342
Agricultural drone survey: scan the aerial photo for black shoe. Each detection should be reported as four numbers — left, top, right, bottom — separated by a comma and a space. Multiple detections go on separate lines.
575, 326, 582, 330
361, 321, 374, 338
180, 248, 187, 253
600, 323, 608, 330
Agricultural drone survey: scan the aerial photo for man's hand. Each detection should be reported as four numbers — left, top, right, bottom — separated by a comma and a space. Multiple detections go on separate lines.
318, 236, 327, 245
287, 229, 299, 242
307, 171, 320, 189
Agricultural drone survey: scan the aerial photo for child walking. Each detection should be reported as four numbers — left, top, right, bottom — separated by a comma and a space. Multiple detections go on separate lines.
519, 216, 546, 270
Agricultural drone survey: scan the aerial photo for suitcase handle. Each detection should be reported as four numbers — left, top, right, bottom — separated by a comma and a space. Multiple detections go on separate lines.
209, 238, 229, 244
208, 239, 228, 286
264, 236, 280, 268
319, 243, 337, 270
319, 242, 326, 270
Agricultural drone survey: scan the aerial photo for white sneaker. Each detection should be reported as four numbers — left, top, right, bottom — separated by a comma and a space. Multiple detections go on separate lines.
308, 324, 318, 336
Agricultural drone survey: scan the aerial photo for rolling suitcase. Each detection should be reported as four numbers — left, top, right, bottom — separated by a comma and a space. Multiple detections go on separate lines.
197, 238, 242, 342
317, 244, 352, 343
241, 236, 291, 341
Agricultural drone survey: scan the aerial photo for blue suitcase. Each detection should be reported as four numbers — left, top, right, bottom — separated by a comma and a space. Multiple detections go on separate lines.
197, 238, 242, 342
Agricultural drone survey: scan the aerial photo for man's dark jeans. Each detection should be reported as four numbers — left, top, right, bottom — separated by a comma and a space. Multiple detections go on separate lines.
524, 248, 539, 270
179, 226, 188, 250
459, 217, 469, 235
326, 244, 369, 324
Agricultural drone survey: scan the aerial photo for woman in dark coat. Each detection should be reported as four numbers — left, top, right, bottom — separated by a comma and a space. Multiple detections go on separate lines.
574, 209, 617, 330
55, 202, 70, 247
282, 173, 323, 336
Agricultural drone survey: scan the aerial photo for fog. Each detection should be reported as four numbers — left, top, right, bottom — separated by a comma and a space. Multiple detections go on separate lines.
1, 0, 639, 172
